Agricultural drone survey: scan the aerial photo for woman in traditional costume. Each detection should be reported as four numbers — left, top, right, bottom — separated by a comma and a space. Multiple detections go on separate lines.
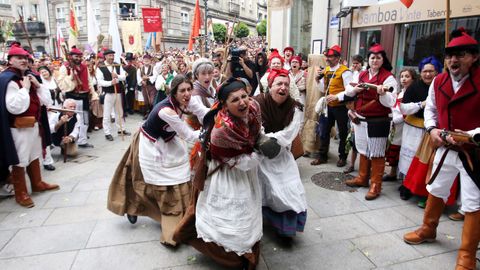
254, 69, 307, 238
185, 58, 216, 130
399, 57, 460, 207
174, 78, 280, 269
107, 75, 208, 247
383, 68, 416, 182
344, 44, 398, 200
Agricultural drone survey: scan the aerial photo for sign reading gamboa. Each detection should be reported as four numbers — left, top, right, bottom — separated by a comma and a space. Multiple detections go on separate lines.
349, 0, 480, 28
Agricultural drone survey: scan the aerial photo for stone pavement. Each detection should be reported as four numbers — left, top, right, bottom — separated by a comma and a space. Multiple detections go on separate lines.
0, 114, 474, 270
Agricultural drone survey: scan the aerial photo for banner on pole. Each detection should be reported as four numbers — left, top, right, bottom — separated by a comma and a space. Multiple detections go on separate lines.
120, 21, 143, 54
142, 8, 163, 33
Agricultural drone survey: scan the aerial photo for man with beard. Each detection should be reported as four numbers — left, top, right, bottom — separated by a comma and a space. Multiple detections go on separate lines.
0, 44, 59, 208
57, 46, 95, 148
290, 55, 306, 104
283, 47, 294, 70
403, 28, 480, 270
137, 54, 157, 119
311, 45, 352, 167
97, 49, 130, 141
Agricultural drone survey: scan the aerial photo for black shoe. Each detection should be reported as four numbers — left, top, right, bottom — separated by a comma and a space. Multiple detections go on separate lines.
105, 134, 114, 141
382, 175, 397, 182
128, 110, 134, 115
78, 143, 94, 148
43, 164, 56, 171
118, 130, 131, 136
110, 117, 115, 123
126, 214, 137, 224
398, 185, 412, 200
336, 159, 347, 167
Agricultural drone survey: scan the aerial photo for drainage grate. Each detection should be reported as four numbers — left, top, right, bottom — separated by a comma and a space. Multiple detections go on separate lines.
311, 171, 358, 192
69, 155, 99, 164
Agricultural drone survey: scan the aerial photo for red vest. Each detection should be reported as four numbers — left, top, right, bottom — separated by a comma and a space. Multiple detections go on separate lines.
10, 79, 40, 120
355, 68, 393, 117
434, 65, 480, 131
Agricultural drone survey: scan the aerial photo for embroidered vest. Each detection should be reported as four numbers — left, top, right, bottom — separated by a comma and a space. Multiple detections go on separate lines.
324, 65, 349, 107
141, 97, 177, 142
354, 68, 393, 117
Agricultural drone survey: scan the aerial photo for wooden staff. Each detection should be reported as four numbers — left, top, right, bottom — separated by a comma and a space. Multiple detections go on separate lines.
47, 107, 83, 114
63, 122, 68, 163
17, 12, 33, 52
221, 18, 238, 74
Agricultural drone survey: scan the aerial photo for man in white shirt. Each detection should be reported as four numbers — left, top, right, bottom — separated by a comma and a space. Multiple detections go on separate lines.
96, 49, 130, 141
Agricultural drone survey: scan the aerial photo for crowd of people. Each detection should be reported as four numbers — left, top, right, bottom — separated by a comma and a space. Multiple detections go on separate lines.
0, 28, 479, 269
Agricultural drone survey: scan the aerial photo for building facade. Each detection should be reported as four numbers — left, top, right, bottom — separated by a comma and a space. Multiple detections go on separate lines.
8, 0, 264, 54
269, 0, 480, 74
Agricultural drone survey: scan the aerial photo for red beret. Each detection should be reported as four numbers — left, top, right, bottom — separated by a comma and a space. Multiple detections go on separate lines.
283, 47, 294, 53
369, 44, 385, 54
291, 55, 302, 65
447, 27, 478, 49
8, 44, 30, 57
324, 45, 342, 57
97, 52, 104, 59
268, 68, 290, 88
69, 46, 83, 55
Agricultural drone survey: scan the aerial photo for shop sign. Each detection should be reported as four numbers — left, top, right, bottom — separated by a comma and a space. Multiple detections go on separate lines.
350, 0, 480, 28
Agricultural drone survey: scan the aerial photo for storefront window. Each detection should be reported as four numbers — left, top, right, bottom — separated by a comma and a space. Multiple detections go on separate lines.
402, 17, 480, 67
358, 30, 381, 60
290, 0, 313, 56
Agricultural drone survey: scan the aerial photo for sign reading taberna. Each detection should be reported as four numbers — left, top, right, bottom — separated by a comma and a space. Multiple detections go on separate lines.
349, 0, 480, 28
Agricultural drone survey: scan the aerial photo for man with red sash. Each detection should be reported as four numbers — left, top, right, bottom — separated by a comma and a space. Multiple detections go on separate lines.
344, 44, 397, 200
57, 46, 95, 148
403, 28, 480, 270
0, 44, 59, 208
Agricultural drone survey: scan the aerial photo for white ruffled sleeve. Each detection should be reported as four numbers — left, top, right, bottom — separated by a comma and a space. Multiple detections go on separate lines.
158, 108, 200, 142
265, 108, 303, 147
6, 81, 30, 115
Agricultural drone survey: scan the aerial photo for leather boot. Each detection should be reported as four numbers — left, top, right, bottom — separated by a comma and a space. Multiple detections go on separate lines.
455, 211, 480, 270
26, 159, 59, 192
10, 166, 34, 208
346, 154, 370, 187
365, 157, 385, 200
404, 194, 445, 244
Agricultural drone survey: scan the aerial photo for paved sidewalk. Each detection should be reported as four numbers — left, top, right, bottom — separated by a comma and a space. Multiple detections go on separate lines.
0, 114, 471, 269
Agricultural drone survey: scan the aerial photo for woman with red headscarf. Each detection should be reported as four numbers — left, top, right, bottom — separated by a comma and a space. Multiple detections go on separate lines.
255, 69, 307, 239
254, 49, 300, 100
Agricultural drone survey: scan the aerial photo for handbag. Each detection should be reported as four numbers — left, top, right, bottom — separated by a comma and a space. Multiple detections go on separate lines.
99, 92, 106, 105
291, 133, 304, 159
315, 113, 329, 140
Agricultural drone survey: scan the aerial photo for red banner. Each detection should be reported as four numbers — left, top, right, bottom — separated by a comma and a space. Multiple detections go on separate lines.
142, 8, 163, 32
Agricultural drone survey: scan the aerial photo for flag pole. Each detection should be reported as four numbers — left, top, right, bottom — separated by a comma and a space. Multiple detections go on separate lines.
445, 0, 450, 46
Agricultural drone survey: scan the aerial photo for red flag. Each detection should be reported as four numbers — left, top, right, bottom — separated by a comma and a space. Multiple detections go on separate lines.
188, 0, 202, 51
400, 0, 414, 8
142, 8, 163, 32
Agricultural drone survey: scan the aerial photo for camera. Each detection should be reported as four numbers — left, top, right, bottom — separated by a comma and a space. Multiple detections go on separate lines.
229, 47, 245, 63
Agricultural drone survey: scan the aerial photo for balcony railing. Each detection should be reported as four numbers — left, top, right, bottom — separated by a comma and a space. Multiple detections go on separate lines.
13, 21, 46, 37
229, 0, 240, 16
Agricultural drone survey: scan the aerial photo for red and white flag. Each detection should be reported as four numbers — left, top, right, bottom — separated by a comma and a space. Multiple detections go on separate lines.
56, 23, 65, 58
142, 8, 163, 33
68, 0, 79, 47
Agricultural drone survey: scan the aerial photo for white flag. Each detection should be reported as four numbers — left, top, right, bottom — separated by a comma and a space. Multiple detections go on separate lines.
108, 1, 123, 63
87, 0, 100, 52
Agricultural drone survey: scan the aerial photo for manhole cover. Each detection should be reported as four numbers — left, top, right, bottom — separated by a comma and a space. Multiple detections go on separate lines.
69, 155, 98, 164
311, 171, 358, 192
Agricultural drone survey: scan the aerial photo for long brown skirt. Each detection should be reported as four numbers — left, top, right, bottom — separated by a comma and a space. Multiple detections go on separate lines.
107, 131, 191, 246
173, 186, 260, 270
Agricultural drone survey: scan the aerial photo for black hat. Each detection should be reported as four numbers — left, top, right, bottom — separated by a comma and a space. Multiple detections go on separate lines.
103, 49, 115, 56
125, 52, 135, 61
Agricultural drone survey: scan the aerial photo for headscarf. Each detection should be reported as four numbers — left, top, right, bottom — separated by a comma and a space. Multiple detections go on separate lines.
254, 91, 296, 133
267, 68, 290, 88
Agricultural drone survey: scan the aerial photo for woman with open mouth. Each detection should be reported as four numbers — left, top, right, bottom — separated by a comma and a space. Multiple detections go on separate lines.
107, 74, 209, 247
185, 58, 216, 130
254, 69, 308, 241
174, 78, 280, 269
